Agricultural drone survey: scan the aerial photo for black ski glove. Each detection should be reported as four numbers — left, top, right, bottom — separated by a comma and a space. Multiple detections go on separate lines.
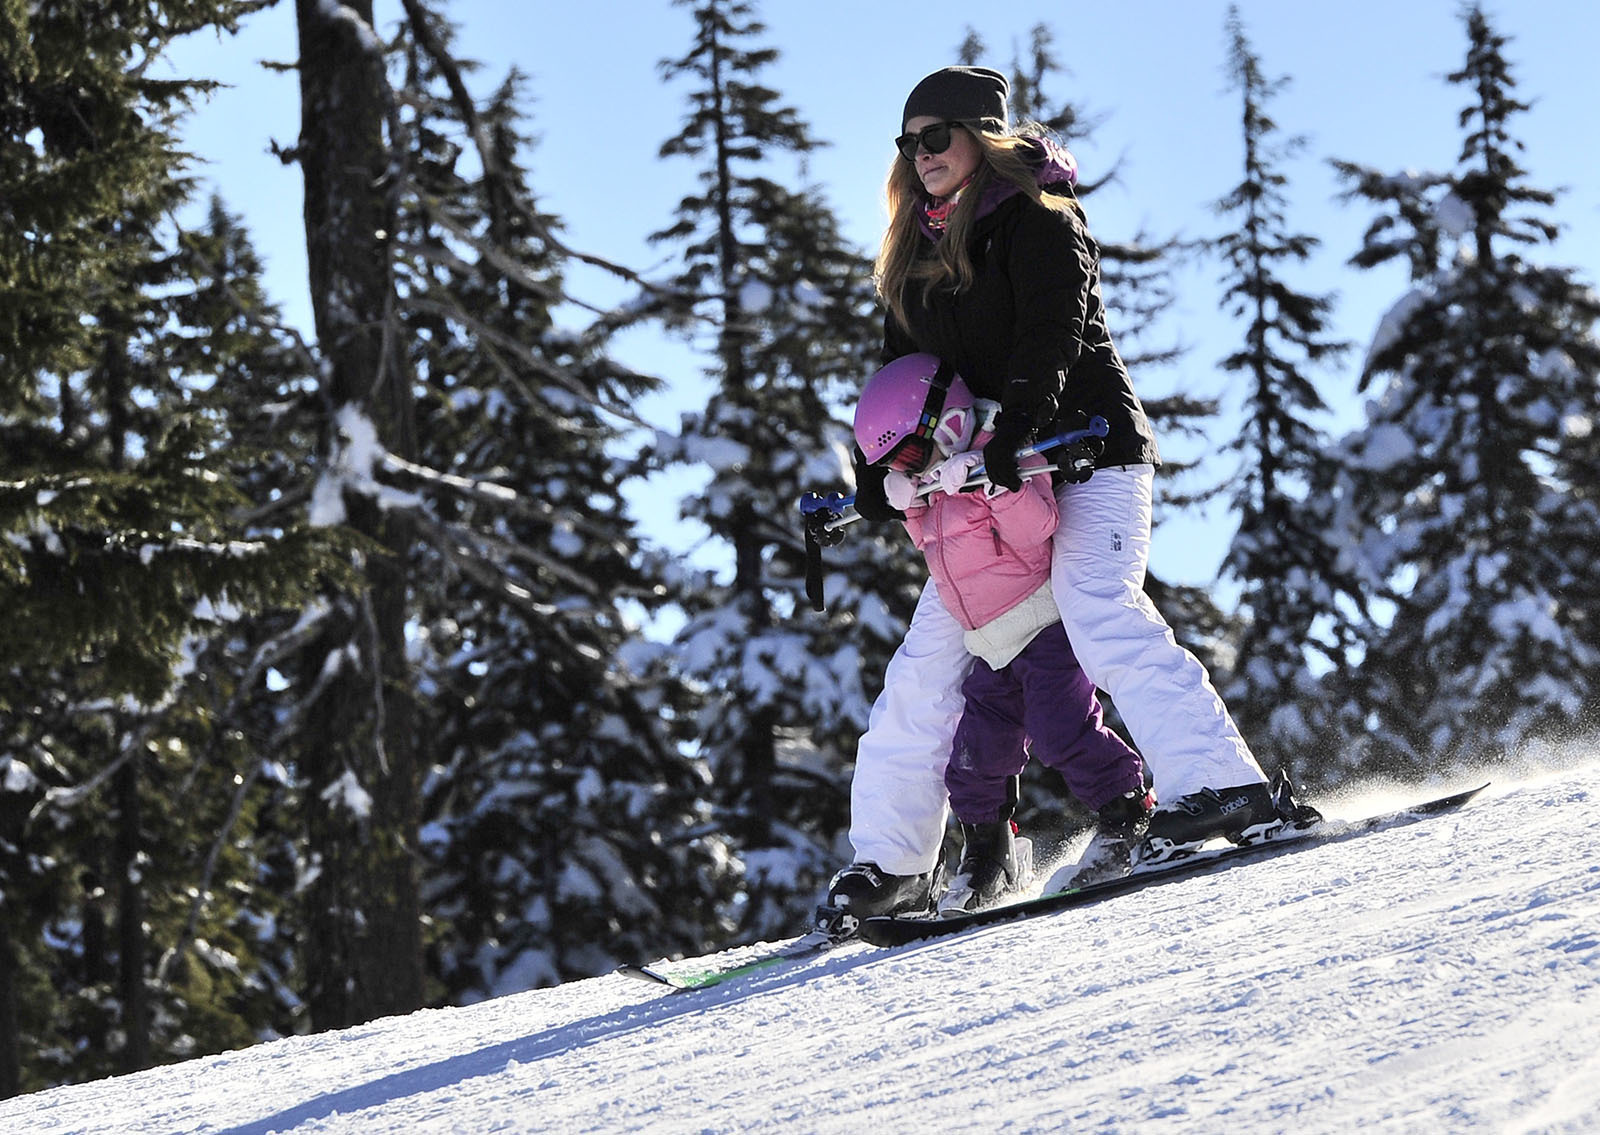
850, 448, 903, 523
982, 410, 1033, 493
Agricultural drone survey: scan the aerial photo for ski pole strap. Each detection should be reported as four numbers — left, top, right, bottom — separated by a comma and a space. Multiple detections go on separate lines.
799, 491, 851, 611
804, 528, 824, 611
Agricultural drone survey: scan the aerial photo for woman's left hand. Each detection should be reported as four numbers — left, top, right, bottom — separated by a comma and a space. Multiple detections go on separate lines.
981, 410, 1032, 492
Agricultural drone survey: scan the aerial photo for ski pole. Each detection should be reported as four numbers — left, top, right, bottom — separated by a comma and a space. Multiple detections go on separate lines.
799, 416, 1108, 612
799, 415, 1108, 532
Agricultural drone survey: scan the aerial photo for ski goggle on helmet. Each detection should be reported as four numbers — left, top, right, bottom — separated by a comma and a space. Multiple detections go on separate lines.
854, 353, 976, 474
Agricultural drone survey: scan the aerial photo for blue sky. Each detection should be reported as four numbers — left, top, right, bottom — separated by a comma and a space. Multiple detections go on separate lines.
165, 0, 1600, 586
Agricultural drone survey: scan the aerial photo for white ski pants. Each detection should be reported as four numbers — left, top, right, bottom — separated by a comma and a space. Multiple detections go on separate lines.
848, 464, 1265, 875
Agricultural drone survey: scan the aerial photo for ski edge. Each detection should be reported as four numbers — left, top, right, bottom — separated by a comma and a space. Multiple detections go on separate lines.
859, 782, 1491, 947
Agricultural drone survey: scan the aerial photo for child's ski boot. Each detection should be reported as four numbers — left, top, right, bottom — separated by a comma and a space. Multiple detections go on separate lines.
1060, 786, 1156, 888
937, 819, 1033, 915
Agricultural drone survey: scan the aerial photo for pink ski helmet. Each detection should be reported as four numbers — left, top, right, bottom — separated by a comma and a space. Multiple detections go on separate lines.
854, 353, 975, 472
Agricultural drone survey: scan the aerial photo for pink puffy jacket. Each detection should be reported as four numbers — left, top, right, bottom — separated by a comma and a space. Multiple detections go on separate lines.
900, 447, 1057, 632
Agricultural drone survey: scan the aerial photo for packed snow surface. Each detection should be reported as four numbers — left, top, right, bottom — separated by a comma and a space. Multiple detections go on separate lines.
9, 757, 1600, 1134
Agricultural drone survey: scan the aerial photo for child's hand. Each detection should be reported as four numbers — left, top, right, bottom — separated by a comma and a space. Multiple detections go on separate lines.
882, 470, 919, 511
930, 451, 984, 496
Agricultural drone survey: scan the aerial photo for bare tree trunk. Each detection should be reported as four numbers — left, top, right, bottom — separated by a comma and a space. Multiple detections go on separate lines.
0, 922, 17, 1098
294, 0, 424, 1031
102, 330, 153, 1072
114, 754, 149, 1072
0, 789, 22, 1098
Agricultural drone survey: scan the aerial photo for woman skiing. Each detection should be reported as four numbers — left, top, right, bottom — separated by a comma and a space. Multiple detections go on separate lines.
824, 65, 1290, 925
850, 353, 1149, 914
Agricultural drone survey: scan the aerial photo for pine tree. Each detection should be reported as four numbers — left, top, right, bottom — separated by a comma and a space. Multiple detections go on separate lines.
1327, 5, 1600, 775
286, 0, 434, 1031
643, 0, 915, 939
154, 198, 330, 1053
983, 24, 1203, 446
0, 2, 328, 700
1, 1, 332, 1088
1209, 8, 1355, 783
378, 9, 740, 992
0, 724, 57, 1098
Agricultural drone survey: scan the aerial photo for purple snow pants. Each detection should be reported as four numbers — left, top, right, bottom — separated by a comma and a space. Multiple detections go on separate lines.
946, 621, 1144, 823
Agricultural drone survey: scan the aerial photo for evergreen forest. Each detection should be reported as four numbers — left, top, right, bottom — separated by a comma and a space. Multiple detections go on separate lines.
1, 0, 1595, 1095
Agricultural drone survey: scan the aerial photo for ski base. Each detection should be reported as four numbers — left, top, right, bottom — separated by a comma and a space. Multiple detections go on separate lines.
859, 782, 1489, 947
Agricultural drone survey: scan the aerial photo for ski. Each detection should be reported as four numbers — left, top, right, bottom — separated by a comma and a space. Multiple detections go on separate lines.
616, 929, 842, 993
858, 782, 1490, 948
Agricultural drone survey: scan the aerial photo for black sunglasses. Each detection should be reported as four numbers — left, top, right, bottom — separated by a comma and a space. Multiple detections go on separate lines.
895, 121, 961, 162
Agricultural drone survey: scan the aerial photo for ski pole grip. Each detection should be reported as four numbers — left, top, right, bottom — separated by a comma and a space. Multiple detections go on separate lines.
1030, 415, 1108, 453
799, 490, 853, 515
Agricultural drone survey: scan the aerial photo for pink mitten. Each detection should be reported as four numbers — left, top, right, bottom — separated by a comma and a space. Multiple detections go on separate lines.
882, 470, 918, 511
931, 451, 984, 496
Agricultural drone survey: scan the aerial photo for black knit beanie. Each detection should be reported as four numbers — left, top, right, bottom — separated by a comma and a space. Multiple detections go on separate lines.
901, 66, 1010, 133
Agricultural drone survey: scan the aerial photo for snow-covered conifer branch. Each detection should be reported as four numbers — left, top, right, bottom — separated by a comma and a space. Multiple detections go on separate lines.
395, 0, 698, 309
167, 208, 326, 382
375, 447, 641, 554
401, 292, 659, 432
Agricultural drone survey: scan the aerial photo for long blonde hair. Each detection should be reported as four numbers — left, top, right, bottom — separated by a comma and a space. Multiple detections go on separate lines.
875, 124, 1081, 336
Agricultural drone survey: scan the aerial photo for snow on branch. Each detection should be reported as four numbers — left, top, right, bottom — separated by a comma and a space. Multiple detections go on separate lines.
402, 291, 660, 433
308, 405, 653, 603
316, 0, 383, 55
309, 406, 420, 527
320, 767, 375, 818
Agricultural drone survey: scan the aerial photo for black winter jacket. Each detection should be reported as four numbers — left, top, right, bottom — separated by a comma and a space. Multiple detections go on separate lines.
882, 183, 1160, 470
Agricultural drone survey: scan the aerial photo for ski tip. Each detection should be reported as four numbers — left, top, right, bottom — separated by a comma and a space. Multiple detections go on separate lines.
616, 933, 844, 993
615, 963, 681, 989
1409, 781, 1491, 814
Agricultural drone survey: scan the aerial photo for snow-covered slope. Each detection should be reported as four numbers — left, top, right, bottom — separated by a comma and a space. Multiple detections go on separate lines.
10, 757, 1600, 1135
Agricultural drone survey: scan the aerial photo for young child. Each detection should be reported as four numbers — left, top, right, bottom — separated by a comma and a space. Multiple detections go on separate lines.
852, 352, 1152, 913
